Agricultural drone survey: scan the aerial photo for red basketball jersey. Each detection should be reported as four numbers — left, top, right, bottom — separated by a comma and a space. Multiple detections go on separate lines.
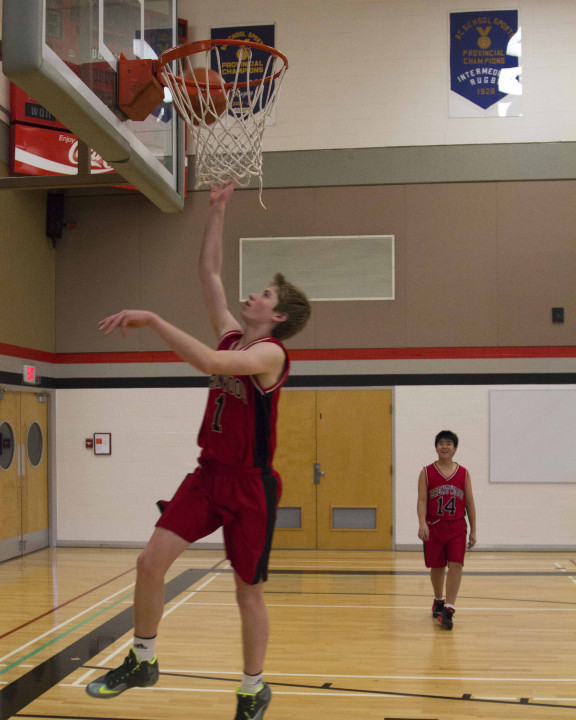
425, 463, 467, 522
197, 331, 290, 468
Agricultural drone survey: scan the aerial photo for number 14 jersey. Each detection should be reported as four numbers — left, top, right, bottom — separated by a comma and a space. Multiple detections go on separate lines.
425, 463, 467, 522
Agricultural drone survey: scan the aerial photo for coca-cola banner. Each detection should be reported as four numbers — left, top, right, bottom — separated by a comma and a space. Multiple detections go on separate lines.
11, 124, 114, 176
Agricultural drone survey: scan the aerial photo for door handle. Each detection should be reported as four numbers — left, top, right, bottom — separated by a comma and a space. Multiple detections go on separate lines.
314, 462, 325, 485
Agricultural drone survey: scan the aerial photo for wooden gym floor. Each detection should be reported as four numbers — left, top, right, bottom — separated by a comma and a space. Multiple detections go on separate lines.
0, 547, 575, 720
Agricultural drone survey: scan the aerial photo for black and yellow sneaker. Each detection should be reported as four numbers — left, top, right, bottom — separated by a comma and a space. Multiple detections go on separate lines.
431, 598, 445, 619
234, 682, 272, 720
85, 648, 159, 699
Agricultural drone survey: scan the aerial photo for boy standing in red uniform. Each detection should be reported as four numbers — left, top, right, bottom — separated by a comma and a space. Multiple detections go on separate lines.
86, 183, 311, 720
417, 430, 477, 630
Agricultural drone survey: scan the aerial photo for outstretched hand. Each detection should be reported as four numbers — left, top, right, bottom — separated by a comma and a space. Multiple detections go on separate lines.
209, 181, 236, 206
99, 310, 156, 337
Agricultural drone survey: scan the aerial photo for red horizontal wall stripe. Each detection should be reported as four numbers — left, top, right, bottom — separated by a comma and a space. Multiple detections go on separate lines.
55, 351, 181, 364
289, 347, 576, 361
0, 342, 56, 363
2, 341, 576, 365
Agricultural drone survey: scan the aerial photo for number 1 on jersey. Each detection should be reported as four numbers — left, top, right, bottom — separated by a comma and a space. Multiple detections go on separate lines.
212, 393, 226, 433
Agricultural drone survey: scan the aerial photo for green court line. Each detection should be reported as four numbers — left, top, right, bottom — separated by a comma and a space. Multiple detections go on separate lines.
0, 590, 134, 677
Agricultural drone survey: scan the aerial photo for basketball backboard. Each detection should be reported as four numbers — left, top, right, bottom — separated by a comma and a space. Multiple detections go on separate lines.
2, 0, 185, 212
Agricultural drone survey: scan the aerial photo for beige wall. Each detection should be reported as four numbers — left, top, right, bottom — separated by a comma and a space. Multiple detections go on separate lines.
55, 180, 576, 353
0, 164, 55, 352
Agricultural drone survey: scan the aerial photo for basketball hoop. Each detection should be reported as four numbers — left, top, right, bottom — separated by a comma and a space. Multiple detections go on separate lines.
118, 39, 288, 207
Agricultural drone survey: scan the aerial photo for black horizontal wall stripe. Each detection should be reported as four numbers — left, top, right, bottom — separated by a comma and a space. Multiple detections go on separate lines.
53, 373, 576, 388
1, 371, 575, 390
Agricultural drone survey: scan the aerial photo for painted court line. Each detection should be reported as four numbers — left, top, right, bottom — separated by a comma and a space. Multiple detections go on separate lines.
158, 669, 576, 683
271, 559, 564, 567
89, 573, 221, 673
60, 684, 400, 698
556, 562, 576, 585
0, 583, 135, 669
178, 601, 576, 612
0, 588, 134, 678
0, 566, 136, 642
59, 682, 576, 705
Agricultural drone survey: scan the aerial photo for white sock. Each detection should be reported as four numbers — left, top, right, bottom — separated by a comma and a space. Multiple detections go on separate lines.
132, 635, 157, 662
241, 671, 263, 694
445, 603, 455, 612
435, 597, 445, 602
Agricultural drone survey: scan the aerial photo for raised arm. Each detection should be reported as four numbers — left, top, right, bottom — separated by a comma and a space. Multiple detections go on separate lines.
99, 310, 284, 378
198, 183, 242, 339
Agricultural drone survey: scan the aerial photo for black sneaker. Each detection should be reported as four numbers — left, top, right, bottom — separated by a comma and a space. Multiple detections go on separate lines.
438, 606, 455, 630
234, 682, 272, 720
85, 648, 159, 698
431, 598, 445, 618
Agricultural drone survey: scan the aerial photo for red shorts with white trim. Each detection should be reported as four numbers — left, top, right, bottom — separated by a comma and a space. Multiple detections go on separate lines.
423, 517, 467, 568
156, 460, 282, 585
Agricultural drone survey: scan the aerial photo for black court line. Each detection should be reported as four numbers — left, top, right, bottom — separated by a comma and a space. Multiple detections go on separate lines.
0, 567, 213, 720
13, 717, 433, 720
170, 674, 576, 711
203, 566, 575, 578
15, 716, 437, 720
76, 669, 576, 712
263, 589, 576, 606
16, 716, 141, 720
183, 579, 576, 606
270, 569, 568, 576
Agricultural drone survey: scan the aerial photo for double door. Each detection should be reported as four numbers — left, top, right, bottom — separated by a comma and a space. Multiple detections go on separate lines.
273, 390, 392, 550
0, 390, 49, 562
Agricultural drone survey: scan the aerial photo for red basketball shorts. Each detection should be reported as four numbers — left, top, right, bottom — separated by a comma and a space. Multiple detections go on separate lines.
423, 517, 467, 568
156, 460, 282, 585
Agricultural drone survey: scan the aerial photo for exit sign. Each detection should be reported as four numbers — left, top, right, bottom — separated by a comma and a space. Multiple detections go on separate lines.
23, 365, 40, 385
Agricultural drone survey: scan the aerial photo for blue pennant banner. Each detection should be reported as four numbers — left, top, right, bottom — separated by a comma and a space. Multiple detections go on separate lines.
450, 10, 520, 111
211, 25, 276, 115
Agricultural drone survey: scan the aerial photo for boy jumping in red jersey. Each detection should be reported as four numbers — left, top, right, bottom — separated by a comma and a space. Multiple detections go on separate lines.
86, 183, 311, 720
417, 430, 477, 630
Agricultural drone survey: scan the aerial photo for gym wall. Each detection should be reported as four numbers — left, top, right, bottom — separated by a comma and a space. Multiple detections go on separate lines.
1, 0, 575, 550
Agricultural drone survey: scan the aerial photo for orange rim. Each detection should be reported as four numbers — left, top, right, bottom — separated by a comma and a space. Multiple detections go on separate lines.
156, 38, 288, 90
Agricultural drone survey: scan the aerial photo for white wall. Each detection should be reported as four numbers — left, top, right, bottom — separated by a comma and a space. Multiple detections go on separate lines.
55, 387, 223, 546
394, 384, 576, 549
182, 0, 576, 151
56, 383, 576, 549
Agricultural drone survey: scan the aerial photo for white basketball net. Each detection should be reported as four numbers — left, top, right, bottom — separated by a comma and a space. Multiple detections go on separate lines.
160, 44, 287, 206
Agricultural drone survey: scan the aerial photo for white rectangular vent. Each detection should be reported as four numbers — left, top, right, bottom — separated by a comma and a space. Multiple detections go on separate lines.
240, 235, 395, 302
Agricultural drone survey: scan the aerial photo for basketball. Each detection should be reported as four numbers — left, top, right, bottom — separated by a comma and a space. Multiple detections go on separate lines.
183, 66, 227, 125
